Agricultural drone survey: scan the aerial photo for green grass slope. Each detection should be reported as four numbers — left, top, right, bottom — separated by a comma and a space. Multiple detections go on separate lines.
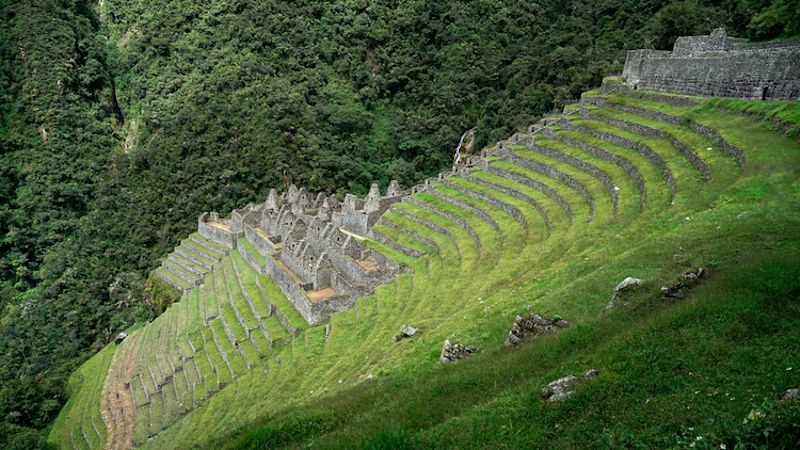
49, 91, 800, 449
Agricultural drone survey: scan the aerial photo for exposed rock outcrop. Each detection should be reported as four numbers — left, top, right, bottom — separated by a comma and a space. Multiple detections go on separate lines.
541, 369, 599, 402
392, 325, 419, 342
504, 314, 568, 347
439, 339, 477, 364
606, 277, 643, 309
661, 267, 707, 300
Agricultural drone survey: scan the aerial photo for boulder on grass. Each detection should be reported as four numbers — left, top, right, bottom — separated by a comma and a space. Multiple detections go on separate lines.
392, 324, 419, 342
541, 369, 599, 402
606, 277, 643, 309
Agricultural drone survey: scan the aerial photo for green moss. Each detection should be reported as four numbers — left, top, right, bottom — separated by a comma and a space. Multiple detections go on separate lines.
147, 269, 185, 314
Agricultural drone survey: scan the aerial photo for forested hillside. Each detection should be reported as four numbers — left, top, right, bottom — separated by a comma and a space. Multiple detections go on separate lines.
0, 0, 796, 447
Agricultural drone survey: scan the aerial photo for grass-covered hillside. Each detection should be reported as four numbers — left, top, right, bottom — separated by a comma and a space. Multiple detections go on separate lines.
5, 1, 798, 446
50, 88, 800, 448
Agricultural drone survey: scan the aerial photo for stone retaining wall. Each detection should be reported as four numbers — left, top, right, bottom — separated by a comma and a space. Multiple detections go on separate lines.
558, 118, 677, 202
460, 172, 551, 232
440, 179, 528, 228
500, 150, 595, 220
622, 28, 800, 100
547, 128, 648, 210
528, 142, 619, 214
586, 111, 711, 181
484, 164, 574, 222
403, 198, 483, 252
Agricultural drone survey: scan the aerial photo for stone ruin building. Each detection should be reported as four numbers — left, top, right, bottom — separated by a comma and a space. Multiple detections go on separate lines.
190, 182, 411, 326
159, 28, 799, 326
622, 28, 800, 100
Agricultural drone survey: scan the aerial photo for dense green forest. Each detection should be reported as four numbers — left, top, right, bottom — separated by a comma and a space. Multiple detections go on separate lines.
0, 0, 796, 447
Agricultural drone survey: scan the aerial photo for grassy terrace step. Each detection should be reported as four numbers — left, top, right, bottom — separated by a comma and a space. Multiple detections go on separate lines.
182, 239, 225, 263
191, 348, 215, 401
436, 180, 525, 239
168, 252, 208, 276
155, 266, 193, 291
490, 159, 589, 222
586, 107, 713, 181
467, 169, 571, 232
532, 136, 643, 220
572, 117, 695, 202
379, 214, 461, 296
522, 141, 619, 214
543, 127, 649, 210
189, 232, 229, 254
412, 191, 502, 266
510, 147, 615, 224
175, 244, 217, 270
369, 223, 428, 258
256, 273, 307, 334
498, 150, 596, 220
598, 97, 745, 174
555, 128, 672, 209
200, 328, 233, 386
263, 315, 291, 344
402, 193, 510, 294
441, 177, 529, 228
430, 185, 504, 237
162, 259, 202, 285
208, 318, 248, 375
371, 223, 435, 256
459, 169, 553, 231
221, 257, 264, 336
211, 268, 249, 342
53, 94, 800, 450
199, 275, 219, 322
589, 94, 747, 166
401, 197, 483, 257
378, 214, 441, 254
485, 161, 576, 222
471, 170, 572, 250
230, 251, 271, 318
453, 169, 554, 234
237, 237, 266, 268
388, 204, 467, 266
380, 212, 458, 271
48, 343, 116, 450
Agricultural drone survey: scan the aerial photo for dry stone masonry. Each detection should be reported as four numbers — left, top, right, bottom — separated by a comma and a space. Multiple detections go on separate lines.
439, 340, 478, 364
622, 28, 800, 100
195, 183, 405, 326
154, 32, 758, 331
661, 267, 706, 300
505, 313, 569, 347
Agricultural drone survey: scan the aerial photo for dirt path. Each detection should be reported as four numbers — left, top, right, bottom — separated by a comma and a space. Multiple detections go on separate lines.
101, 330, 143, 450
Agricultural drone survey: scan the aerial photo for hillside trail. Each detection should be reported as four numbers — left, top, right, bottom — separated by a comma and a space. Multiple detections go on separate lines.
101, 330, 143, 450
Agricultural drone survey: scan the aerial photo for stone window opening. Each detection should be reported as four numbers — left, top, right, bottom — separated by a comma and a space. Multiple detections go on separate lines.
761, 86, 769, 101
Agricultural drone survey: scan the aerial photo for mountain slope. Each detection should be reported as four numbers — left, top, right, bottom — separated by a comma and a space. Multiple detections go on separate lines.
49, 88, 800, 448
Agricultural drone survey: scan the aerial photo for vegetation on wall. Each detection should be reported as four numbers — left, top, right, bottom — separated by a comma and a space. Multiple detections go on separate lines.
0, 0, 791, 447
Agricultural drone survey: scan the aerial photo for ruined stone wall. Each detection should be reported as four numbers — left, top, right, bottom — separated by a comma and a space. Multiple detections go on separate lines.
192, 156, 470, 326
198, 212, 239, 248
622, 28, 800, 100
